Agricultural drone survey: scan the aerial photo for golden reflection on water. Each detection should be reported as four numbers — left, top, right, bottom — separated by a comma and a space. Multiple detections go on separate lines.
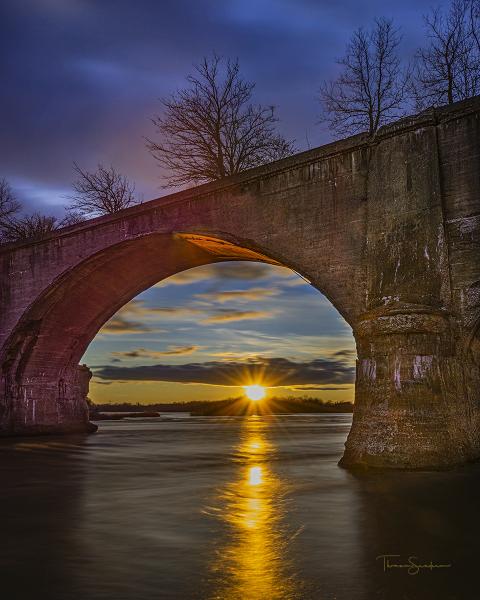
208, 417, 303, 600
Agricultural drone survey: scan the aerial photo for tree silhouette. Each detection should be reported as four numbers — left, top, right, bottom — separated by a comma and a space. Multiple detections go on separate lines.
319, 18, 409, 136
66, 163, 136, 218
412, 0, 480, 108
146, 54, 295, 187
0, 213, 59, 243
0, 178, 21, 226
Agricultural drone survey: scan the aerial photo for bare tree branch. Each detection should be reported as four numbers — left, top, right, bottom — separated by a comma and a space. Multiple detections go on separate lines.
319, 18, 409, 137
412, 0, 480, 109
0, 179, 86, 244
0, 178, 21, 224
146, 54, 296, 187
60, 210, 85, 227
468, 0, 480, 53
66, 163, 136, 218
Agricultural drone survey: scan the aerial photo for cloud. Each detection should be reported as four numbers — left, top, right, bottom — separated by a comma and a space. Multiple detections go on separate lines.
2, 0, 430, 219
209, 351, 268, 360
214, 264, 292, 280
195, 288, 279, 304
150, 307, 201, 318
98, 298, 278, 336
290, 385, 353, 391
112, 346, 199, 359
99, 316, 154, 335
284, 276, 311, 287
154, 267, 213, 286
114, 299, 277, 326
115, 301, 146, 316
155, 263, 296, 287
95, 355, 355, 387
115, 300, 200, 320
98, 300, 202, 334
200, 310, 276, 324
331, 349, 356, 359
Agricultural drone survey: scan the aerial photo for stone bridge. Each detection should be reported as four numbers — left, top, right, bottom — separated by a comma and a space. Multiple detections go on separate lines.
1, 97, 480, 469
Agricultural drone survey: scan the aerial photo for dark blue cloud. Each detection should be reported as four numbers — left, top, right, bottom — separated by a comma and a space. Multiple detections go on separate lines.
94, 355, 355, 386
1, 0, 447, 215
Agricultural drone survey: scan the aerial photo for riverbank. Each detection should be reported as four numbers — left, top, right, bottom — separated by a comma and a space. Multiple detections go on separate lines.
92, 411, 161, 420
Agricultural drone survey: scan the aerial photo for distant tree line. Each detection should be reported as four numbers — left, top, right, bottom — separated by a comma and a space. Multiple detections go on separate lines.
2, 0, 480, 243
89, 397, 354, 416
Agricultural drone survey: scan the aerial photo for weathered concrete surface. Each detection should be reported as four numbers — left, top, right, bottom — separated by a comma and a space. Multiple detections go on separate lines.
1, 97, 480, 468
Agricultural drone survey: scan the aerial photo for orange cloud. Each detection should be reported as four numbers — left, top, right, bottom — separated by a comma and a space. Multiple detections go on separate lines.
195, 288, 279, 304
154, 262, 299, 287
100, 316, 154, 335
112, 346, 200, 359
200, 310, 276, 324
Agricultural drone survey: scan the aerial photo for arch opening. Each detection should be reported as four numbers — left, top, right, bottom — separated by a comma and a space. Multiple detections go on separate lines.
84, 259, 355, 410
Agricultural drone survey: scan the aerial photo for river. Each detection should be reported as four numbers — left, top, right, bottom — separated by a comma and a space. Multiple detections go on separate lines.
0, 414, 478, 599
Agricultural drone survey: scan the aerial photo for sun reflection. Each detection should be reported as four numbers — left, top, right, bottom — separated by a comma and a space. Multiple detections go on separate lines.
248, 465, 263, 486
249, 440, 262, 451
207, 418, 303, 599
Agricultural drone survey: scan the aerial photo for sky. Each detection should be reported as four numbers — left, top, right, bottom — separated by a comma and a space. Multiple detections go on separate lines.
1, 0, 449, 404
84, 262, 355, 404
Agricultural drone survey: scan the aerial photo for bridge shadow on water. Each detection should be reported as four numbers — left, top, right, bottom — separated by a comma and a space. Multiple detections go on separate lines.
0, 417, 479, 600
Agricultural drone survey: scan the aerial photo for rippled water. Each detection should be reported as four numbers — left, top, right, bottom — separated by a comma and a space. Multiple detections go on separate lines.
1, 414, 479, 600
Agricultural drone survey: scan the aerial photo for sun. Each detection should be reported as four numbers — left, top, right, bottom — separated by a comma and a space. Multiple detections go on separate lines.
244, 384, 266, 402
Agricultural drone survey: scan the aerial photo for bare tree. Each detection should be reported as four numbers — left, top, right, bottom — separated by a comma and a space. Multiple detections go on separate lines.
468, 0, 480, 52
0, 210, 90, 243
146, 54, 295, 187
413, 0, 480, 109
60, 210, 85, 227
0, 178, 22, 242
66, 163, 136, 218
0, 178, 86, 244
0, 213, 59, 243
0, 178, 21, 224
319, 18, 409, 137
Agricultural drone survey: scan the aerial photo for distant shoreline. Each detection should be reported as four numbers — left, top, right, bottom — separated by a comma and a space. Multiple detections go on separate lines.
90, 396, 353, 418
92, 411, 162, 421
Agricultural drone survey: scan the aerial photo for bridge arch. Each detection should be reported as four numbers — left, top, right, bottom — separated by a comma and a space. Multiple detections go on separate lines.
2, 97, 480, 469
0, 232, 356, 438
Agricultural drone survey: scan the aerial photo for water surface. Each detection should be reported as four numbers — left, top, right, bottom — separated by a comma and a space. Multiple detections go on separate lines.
0, 414, 478, 599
